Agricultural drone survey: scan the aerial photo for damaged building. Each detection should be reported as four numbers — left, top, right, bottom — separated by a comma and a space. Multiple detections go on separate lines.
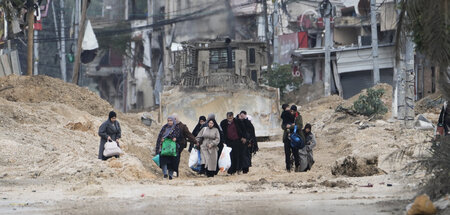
159, 0, 282, 137
82, 0, 281, 137
278, 0, 439, 104
85, 0, 165, 112
162, 39, 281, 137
173, 40, 266, 86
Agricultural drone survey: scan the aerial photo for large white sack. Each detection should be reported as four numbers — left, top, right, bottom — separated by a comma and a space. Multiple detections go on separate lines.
103, 141, 123, 157
188, 148, 199, 168
218, 144, 232, 172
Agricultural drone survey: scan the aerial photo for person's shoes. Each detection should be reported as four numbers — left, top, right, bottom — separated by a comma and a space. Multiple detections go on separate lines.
294, 166, 300, 172
169, 176, 173, 180
243, 169, 249, 174
164, 175, 168, 178
287, 169, 291, 173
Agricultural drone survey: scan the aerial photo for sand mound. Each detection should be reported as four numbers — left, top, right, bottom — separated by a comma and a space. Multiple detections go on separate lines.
0, 75, 112, 116
344, 83, 393, 106
0, 75, 162, 182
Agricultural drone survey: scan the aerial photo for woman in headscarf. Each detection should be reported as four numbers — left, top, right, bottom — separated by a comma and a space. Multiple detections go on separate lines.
155, 116, 182, 180
189, 116, 207, 152
196, 119, 221, 177
200, 113, 225, 175
298, 123, 317, 172
98, 111, 122, 160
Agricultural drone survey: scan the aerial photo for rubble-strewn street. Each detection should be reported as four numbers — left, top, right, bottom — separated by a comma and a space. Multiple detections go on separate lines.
1, 0, 449, 214
0, 75, 439, 214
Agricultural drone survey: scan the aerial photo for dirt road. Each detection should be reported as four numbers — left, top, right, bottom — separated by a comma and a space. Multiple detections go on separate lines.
0, 141, 417, 215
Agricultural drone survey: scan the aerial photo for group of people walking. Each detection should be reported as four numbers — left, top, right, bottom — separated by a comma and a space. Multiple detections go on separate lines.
97, 105, 316, 179
281, 104, 316, 173
154, 111, 257, 179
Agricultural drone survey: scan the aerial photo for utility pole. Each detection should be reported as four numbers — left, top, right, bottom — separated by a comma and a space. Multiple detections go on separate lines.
396, 51, 405, 121
72, 0, 88, 85
404, 36, 415, 128
324, 17, 331, 96
27, 0, 35, 76
59, 0, 67, 82
74, 0, 80, 42
370, 0, 380, 85
321, 0, 332, 96
262, 0, 271, 70
51, 0, 66, 81
273, 0, 279, 65
33, 29, 39, 75
72, 0, 80, 82
51, 0, 61, 63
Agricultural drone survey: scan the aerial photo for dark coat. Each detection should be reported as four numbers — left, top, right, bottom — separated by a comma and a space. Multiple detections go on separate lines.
98, 120, 122, 160
155, 124, 182, 171
192, 123, 203, 137
240, 118, 256, 142
281, 110, 294, 128
220, 118, 246, 143
282, 112, 305, 143
244, 119, 259, 154
238, 118, 258, 168
177, 121, 197, 149
155, 124, 182, 154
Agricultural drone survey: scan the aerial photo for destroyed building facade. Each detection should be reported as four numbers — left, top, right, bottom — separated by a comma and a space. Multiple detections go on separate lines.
172, 40, 266, 88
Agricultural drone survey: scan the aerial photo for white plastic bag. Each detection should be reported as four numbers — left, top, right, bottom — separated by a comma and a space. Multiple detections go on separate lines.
218, 144, 232, 172
103, 141, 123, 157
188, 148, 199, 168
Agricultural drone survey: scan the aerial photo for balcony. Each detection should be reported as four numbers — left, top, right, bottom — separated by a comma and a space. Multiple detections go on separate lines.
181, 73, 255, 88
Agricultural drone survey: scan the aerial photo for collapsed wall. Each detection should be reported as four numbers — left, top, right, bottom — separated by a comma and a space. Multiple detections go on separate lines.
161, 85, 282, 137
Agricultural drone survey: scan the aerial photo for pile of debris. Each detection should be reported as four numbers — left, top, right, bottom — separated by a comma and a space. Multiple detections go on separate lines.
0, 75, 161, 183
0, 75, 112, 116
300, 83, 433, 177
331, 155, 384, 177
415, 93, 445, 115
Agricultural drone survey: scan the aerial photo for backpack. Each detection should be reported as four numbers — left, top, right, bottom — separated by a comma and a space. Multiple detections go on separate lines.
290, 125, 305, 149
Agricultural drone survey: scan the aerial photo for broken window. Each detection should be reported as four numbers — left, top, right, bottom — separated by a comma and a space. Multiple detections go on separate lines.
248, 48, 256, 64
210, 49, 235, 69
